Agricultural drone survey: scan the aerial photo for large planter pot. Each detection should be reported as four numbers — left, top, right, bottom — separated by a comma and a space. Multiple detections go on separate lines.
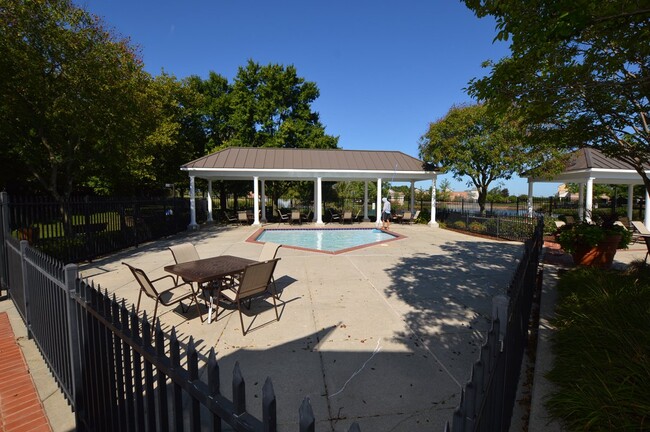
571, 234, 622, 269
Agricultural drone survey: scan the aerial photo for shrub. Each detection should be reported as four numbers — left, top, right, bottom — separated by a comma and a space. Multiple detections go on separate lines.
468, 221, 485, 232
453, 220, 466, 229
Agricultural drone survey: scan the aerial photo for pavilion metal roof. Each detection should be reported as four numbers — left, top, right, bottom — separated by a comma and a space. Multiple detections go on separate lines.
528, 147, 650, 185
181, 147, 438, 182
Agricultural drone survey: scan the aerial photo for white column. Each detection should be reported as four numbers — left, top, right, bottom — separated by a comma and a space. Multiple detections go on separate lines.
627, 184, 634, 221
585, 177, 594, 222
578, 183, 585, 221
261, 180, 267, 223
313, 181, 318, 222
376, 178, 383, 227
363, 181, 369, 222
527, 182, 534, 217
410, 181, 415, 213
252, 176, 260, 226
429, 176, 438, 227
316, 177, 324, 225
645, 189, 650, 228
206, 180, 213, 223
188, 175, 198, 230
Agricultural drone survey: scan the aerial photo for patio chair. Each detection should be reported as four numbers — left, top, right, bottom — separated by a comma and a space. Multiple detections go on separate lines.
400, 211, 412, 224
329, 209, 341, 223
341, 211, 353, 224
231, 242, 283, 297
219, 258, 281, 335
123, 262, 203, 333
412, 210, 420, 223
631, 221, 650, 243
354, 209, 363, 223
618, 216, 631, 229
277, 208, 289, 223
290, 210, 302, 225
223, 211, 238, 224
237, 211, 249, 225
168, 242, 201, 284
301, 210, 313, 223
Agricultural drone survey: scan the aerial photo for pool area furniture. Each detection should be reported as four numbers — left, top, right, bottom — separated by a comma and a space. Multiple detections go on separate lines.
342, 211, 353, 224
220, 258, 281, 335
290, 210, 302, 225
164, 255, 257, 323
123, 262, 203, 333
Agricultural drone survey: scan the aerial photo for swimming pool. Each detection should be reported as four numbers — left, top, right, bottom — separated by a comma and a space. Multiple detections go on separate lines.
251, 228, 402, 254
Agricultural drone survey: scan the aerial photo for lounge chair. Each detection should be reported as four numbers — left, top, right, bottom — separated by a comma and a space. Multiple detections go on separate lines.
290, 210, 302, 225
123, 262, 203, 333
342, 211, 353, 224
223, 211, 238, 224
329, 209, 341, 223
237, 211, 249, 225
219, 259, 281, 335
412, 210, 420, 223
301, 210, 313, 223
277, 208, 289, 223
354, 209, 362, 223
400, 211, 412, 224
631, 221, 650, 243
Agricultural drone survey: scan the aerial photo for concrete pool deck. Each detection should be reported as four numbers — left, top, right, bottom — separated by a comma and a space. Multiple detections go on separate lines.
76, 222, 526, 431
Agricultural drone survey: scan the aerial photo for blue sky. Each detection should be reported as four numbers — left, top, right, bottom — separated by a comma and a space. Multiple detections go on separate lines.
77, 0, 560, 196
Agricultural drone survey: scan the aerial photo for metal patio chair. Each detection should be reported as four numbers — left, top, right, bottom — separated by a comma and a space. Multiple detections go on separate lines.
219, 258, 281, 335
123, 262, 203, 333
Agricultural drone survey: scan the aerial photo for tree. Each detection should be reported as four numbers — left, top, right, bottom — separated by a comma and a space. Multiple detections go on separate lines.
419, 103, 550, 213
227, 60, 339, 149
436, 179, 452, 202
0, 0, 158, 200
462, 0, 650, 192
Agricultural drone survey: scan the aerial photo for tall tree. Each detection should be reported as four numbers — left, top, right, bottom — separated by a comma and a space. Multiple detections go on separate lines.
462, 0, 650, 192
228, 60, 339, 149
419, 104, 555, 213
0, 0, 158, 199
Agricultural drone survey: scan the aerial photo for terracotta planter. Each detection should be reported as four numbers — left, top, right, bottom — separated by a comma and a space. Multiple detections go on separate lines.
571, 234, 622, 269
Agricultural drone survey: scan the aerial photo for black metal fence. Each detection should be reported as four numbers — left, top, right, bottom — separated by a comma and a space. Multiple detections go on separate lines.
438, 210, 538, 242
1, 191, 543, 431
448, 218, 543, 431
2, 236, 361, 431
3, 193, 206, 263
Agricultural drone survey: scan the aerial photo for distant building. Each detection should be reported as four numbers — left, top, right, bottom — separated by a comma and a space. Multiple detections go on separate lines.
388, 189, 405, 205
449, 189, 478, 201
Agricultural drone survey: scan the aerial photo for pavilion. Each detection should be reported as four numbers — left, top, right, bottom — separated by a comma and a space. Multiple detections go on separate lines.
180, 147, 440, 228
526, 147, 650, 226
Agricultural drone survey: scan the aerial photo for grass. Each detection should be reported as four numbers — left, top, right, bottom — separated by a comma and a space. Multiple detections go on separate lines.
546, 261, 650, 431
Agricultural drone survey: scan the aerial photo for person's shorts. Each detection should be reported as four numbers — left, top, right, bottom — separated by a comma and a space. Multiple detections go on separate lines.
381, 212, 391, 222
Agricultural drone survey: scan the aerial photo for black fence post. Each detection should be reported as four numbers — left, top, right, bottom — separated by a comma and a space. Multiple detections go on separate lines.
0, 191, 9, 292
65, 264, 83, 426
19, 239, 32, 339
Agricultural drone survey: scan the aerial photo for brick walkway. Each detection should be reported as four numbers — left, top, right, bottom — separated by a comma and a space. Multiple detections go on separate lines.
0, 312, 52, 432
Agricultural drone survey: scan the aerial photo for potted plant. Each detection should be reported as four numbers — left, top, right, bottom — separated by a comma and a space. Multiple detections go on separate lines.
557, 220, 632, 268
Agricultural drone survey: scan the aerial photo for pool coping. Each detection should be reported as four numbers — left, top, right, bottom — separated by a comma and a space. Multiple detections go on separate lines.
246, 226, 406, 255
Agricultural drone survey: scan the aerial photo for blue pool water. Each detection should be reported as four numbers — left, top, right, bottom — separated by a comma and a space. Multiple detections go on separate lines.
254, 228, 397, 253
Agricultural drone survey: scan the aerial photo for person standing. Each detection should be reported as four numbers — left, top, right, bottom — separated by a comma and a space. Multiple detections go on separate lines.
381, 197, 391, 230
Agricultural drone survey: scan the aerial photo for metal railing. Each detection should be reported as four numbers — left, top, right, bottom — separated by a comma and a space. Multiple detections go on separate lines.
448, 218, 543, 431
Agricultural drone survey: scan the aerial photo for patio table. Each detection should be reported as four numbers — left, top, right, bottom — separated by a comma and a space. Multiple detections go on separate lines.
164, 255, 257, 323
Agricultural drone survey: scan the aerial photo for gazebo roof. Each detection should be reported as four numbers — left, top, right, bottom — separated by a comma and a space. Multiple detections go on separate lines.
181, 147, 438, 182
528, 148, 649, 185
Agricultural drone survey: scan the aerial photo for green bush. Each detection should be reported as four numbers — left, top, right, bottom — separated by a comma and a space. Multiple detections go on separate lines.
547, 266, 650, 430
468, 221, 485, 232
452, 220, 466, 229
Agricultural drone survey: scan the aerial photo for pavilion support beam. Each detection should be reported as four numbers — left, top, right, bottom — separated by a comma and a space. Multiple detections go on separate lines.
206, 180, 214, 223
376, 178, 383, 227
363, 181, 370, 222
410, 181, 415, 214
585, 177, 594, 223
429, 177, 438, 227
313, 181, 318, 222
252, 176, 260, 226
188, 175, 199, 230
578, 183, 585, 221
645, 189, 650, 228
627, 184, 634, 221
316, 177, 324, 225
261, 180, 267, 223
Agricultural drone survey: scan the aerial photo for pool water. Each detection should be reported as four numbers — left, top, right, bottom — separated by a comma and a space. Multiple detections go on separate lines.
253, 228, 399, 253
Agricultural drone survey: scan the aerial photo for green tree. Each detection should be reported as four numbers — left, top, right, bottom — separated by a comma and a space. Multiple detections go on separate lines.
462, 0, 650, 192
227, 60, 339, 149
0, 0, 159, 199
436, 178, 452, 202
419, 104, 550, 214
